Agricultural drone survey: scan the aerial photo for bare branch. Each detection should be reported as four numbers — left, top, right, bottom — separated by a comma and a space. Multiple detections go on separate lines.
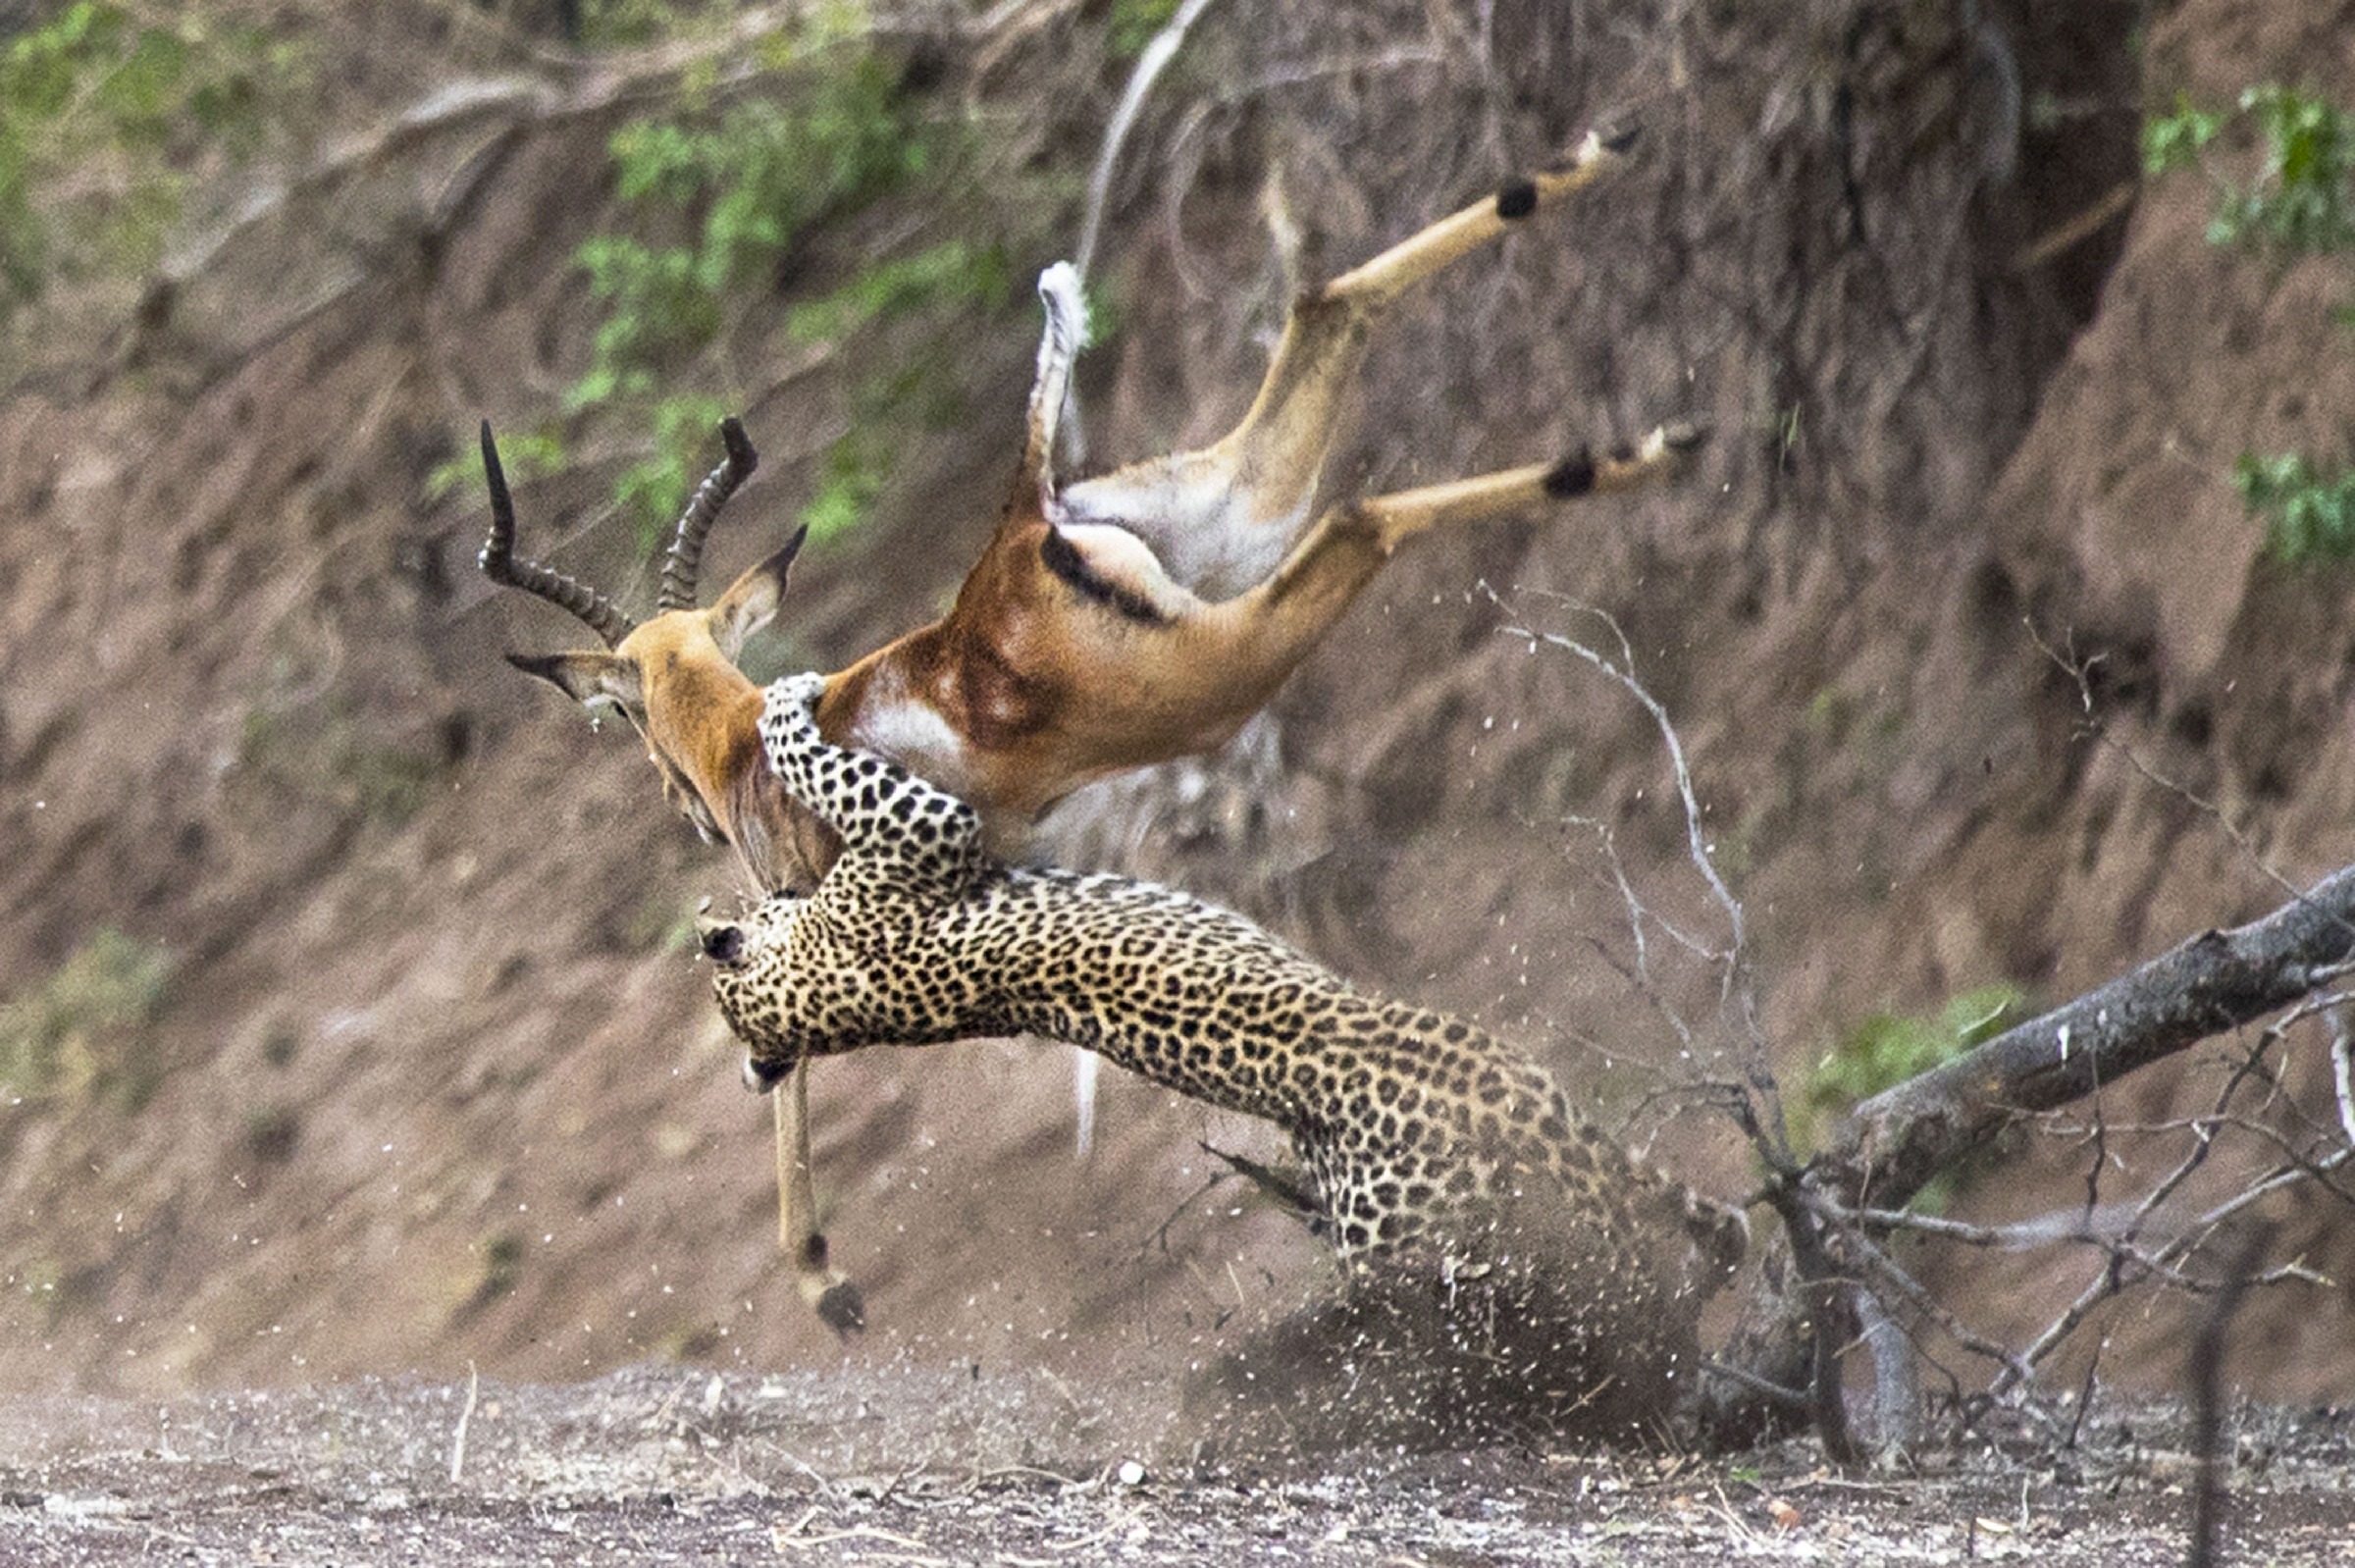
2334, 1006, 2355, 1151
1490, 593, 1746, 963
1829, 865, 2355, 1211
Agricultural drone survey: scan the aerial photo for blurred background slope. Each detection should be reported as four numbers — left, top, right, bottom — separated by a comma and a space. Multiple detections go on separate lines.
2, 0, 2350, 1413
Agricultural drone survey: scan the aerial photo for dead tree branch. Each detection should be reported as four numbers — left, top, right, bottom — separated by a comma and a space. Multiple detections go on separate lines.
1825, 865, 2355, 1214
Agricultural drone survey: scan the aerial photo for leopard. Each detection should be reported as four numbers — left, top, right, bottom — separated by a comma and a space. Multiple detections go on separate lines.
702, 671, 1749, 1438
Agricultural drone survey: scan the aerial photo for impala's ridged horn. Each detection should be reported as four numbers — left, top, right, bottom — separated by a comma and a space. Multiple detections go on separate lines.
657, 417, 759, 613
478, 422, 637, 648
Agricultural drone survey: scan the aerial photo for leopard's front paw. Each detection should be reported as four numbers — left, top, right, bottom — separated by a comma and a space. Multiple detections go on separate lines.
763, 671, 828, 728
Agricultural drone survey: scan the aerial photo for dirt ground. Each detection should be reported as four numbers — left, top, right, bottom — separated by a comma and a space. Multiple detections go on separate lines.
6, 1370, 2355, 1566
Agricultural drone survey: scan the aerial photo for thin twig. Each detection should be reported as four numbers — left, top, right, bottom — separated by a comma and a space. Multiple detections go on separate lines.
447, 1361, 480, 1486
1489, 593, 1745, 963
2333, 1006, 2355, 1151
2022, 614, 2306, 907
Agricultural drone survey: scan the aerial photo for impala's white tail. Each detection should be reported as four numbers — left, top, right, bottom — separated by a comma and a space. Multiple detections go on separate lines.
1026, 261, 1089, 499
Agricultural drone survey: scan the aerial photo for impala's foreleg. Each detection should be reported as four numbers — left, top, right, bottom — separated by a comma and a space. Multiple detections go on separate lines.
775, 1071, 864, 1333
1061, 124, 1640, 596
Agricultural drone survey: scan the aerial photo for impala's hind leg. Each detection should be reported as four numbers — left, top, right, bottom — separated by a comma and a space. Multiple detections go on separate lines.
1323, 422, 1703, 561
1061, 124, 1640, 598
1171, 424, 1702, 733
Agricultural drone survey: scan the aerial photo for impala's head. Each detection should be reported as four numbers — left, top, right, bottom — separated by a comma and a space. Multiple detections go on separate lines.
479, 418, 808, 848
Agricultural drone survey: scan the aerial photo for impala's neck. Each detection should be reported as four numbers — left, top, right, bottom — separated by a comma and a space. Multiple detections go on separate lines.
719, 750, 839, 895
634, 658, 822, 894
661, 653, 1005, 896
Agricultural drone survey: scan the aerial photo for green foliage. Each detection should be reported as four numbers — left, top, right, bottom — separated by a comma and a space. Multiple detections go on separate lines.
801, 433, 888, 548
1800, 983, 2026, 1208
782, 238, 1007, 345
2212, 85, 2355, 253
0, 2, 287, 320
2235, 450, 2355, 564
611, 391, 733, 532
784, 239, 1009, 545
0, 928, 176, 1109
2140, 93, 2222, 176
1108, 0, 1184, 58
1808, 983, 2024, 1128
426, 427, 564, 510
567, 32, 995, 547
2149, 85, 2355, 570
575, 0, 729, 47
2145, 84, 2355, 256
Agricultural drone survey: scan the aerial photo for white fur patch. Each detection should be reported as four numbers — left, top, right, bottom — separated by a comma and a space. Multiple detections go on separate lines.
1052, 523, 1200, 621
1063, 453, 1314, 600
847, 674, 974, 793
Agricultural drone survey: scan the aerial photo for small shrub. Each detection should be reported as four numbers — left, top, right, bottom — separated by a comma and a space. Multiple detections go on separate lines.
2212, 85, 2355, 254
2140, 93, 2222, 178
2147, 85, 2355, 570
561, 8, 1044, 552
1807, 983, 2024, 1131
2144, 84, 2355, 256
2235, 450, 2355, 564
1796, 983, 2024, 1209
568, 40, 957, 545
0, 928, 176, 1108
0, 2, 290, 321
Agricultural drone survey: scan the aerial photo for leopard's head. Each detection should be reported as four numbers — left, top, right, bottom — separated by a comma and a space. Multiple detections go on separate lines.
699, 894, 807, 1091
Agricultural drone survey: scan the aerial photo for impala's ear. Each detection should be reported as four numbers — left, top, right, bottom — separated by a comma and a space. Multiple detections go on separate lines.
708, 525, 809, 659
505, 651, 645, 711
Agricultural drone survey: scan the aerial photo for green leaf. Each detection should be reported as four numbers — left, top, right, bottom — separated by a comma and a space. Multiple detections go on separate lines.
2238, 449, 2355, 564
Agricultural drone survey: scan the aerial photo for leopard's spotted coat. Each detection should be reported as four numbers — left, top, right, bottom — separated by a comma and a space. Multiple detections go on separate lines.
706, 673, 1746, 1427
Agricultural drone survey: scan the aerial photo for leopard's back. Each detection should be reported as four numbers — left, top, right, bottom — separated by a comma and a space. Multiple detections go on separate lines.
912, 865, 1742, 1282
